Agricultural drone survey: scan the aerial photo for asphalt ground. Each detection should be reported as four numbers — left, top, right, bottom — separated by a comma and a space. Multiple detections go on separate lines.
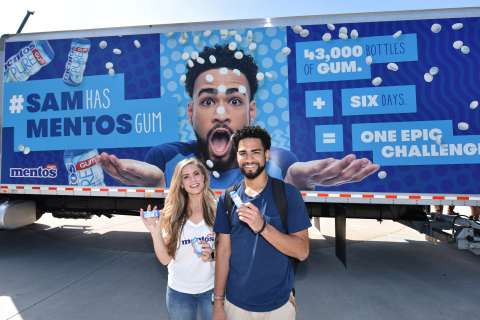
1, 206, 479, 320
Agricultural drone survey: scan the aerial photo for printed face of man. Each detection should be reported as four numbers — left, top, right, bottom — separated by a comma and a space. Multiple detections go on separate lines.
187, 68, 256, 172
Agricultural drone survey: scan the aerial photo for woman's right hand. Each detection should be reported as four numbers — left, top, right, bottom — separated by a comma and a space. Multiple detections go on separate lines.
140, 204, 163, 235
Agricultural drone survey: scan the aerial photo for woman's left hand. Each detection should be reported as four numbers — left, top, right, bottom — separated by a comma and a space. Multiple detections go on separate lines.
199, 240, 213, 262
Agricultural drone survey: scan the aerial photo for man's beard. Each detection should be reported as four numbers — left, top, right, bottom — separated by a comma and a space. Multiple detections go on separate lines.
195, 124, 237, 172
239, 161, 266, 180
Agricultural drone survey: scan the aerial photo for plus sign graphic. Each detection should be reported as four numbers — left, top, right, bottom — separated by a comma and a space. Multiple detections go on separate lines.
313, 98, 325, 109
305, 90, 333, 118
9, 95, 24, 114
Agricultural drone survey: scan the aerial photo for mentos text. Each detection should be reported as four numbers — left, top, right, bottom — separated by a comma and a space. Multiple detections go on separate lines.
10, 165, 57, 178
181, 236, 215, 245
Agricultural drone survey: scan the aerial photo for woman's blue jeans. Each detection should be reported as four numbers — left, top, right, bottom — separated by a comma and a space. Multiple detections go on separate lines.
166, 286, 214, 320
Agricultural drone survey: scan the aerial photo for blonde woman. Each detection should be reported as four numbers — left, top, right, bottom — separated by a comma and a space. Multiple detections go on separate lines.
140, 158, 217, 320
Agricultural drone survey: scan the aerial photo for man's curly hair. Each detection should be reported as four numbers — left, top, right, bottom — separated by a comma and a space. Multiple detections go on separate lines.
184, 44, 259, 101
232, 125, 271, 152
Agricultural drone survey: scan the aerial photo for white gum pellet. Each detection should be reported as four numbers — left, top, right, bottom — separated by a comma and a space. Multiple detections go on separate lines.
327, 24, 335, 31
257, 72, 264, 81
113, 49, 121, 54
452, 23, 463, 30
109, 69, 115, 76
23, 147, 30, 155
247, 37, 253, 43
179, 37, 187, 44
182, 52, 190, 60
206, 74, 214, 82
220, 68, 228, 75
181, 32, 188, 39
99, 41, 107, 49
458, 122, 469, 130
209, 55, 216, 64
221, 35, 227, 41
213, 171, 220, 178
453, 40, 463, 49
470, 101, 478, 109
197, 57, 205, 64
461, 46, 470, 54
134, 40, 141, 48
18, 144, 24, 151
431, 24, 442, 33
229, 30, 237, 36
106, 62, 113, 69
339, 33, 348, 39
339, 27, 347, 34
322, 33, 332, 41
233, 69, 241, 76
393, 30, 402, 38
366, 56, 373, 65
220, 29, 228, 36
191, 51, 199, 60
424, 73, 433, 82
351, 30, 358, 39
282, 47, 291, 55
239, 85, 246, 94
194, 36, 200, 45
372, 77, 382, 86
234, 51, 243, 59
217, 106, 225, 114
206, 160, 214, 168
229, 42, 237, 50
167, 32, 175, 38
188, 60, 194, 68
249, 43, 257, 50
387, 63, 399, 71
293, 25, 303, 34
378, 171, 387, 179
180, 75, 186, 82
247, 30, 253, 38
204, 30, 211, 37
235, 34, 242, 43
300, 29, 309, 37
436, 137, 442, 145
430, 67, 439, 75
265, 72, 273, 79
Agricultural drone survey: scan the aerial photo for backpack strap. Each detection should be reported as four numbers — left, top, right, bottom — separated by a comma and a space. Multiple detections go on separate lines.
224, 183, 240, 229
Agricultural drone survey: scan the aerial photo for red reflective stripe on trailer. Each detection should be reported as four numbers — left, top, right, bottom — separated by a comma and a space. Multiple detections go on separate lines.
318, 194, 329, 197
409, 196, 421, 199
100, 189, 109, 192
340, 194, 351, 198
301, 193, 307, 196
433, 196, 445, 200
16, 186, 24, 189
1, 186, 8, 189
66, 188, 74, 191
118, 189, 127, 192
155, 190, 164, 193
32, 187, 40, 190
214, 191, 223, 195
82, 188, 91, 191
49, 187, 57, 190
136, 189, 145, 192
457, 197, 469, 200
386, 195, 397, 199
362, 195, 374, 198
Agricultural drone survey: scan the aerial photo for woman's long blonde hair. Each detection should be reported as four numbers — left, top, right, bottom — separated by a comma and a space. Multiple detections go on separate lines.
162, 157, 217, 258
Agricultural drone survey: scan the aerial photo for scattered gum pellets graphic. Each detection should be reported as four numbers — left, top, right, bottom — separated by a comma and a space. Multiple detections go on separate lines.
339, 27, 347, 34
282, 47, 291, 55
99, 41, 107, 49
229, 42, 237, 51
216, 106, 225, 114
452, 23, 463, 30
249, 43, 257, 51
234, 51, 243, 59
436, 137, 442, 145
351, 29, 358, 39
134, 40, 141, 48
203, 30, 211, 37
453, 40, 463, 49
393, 30, 402, 38
188, 60, 194, 67
213, 171, 220, 178
197, 57, 205, 64
256, 72, 264, 81
23, 147, 31, 155
461, 46, 470, 54
458, 122, 469, 130
18, 144, 24, 151
470, 101, 478, 109
219, 67, 228, 75
265, 72, 273, 79
220, 29, 228, 36
182, 52, 190, 60
293, 25, 303, 33
424, 73, 433, 82
239, 86, 246, 94
233, 69, 241, 76
327, 24, 335, 30
206, 160, 214, 168
180, 75, 186, 82
194, 36, 200, 45
378, 171, 387, 179
113, 48, 121, 54
322, 33, 332, 41
108, 69, 115, 76
339, 33, 348, 39
209, 55, 216, 64
179, 38, 186, 44
218, 85, 226, 93
105, 62, 113, 69
366, 56, 372, 64
191, 51, 199, 60
206, 74, 214, 82
387, 63, 398, 71
431, 24, 441, 33
300, 29, 309, 37
372, 77, 382, 86
235, 34, 242, 42
430, 67, 439, 75
166, 32, 174, 38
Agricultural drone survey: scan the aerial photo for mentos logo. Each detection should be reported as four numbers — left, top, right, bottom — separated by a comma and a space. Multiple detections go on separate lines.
75, 156, 96, 171
75, 47, 89, 53
32, 49, 46, 65
181, 235, 215, 245
10, 165, 57, 178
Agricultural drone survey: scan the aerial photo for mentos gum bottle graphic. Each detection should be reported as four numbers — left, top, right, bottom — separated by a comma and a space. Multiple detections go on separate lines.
64, 149, 105, 186
4, 40, 55, 82
63, 38, 91, 86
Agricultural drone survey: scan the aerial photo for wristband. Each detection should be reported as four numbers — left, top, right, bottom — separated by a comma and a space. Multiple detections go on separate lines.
255, 220, 267, 234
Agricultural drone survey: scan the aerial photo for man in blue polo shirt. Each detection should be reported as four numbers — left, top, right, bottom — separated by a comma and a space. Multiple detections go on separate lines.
212, 125, 311, 320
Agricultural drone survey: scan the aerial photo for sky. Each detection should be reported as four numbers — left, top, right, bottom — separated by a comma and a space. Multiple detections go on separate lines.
1, 0, 479, 37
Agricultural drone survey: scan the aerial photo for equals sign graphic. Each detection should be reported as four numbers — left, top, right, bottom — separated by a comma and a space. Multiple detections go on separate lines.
323, 133, 335, 144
